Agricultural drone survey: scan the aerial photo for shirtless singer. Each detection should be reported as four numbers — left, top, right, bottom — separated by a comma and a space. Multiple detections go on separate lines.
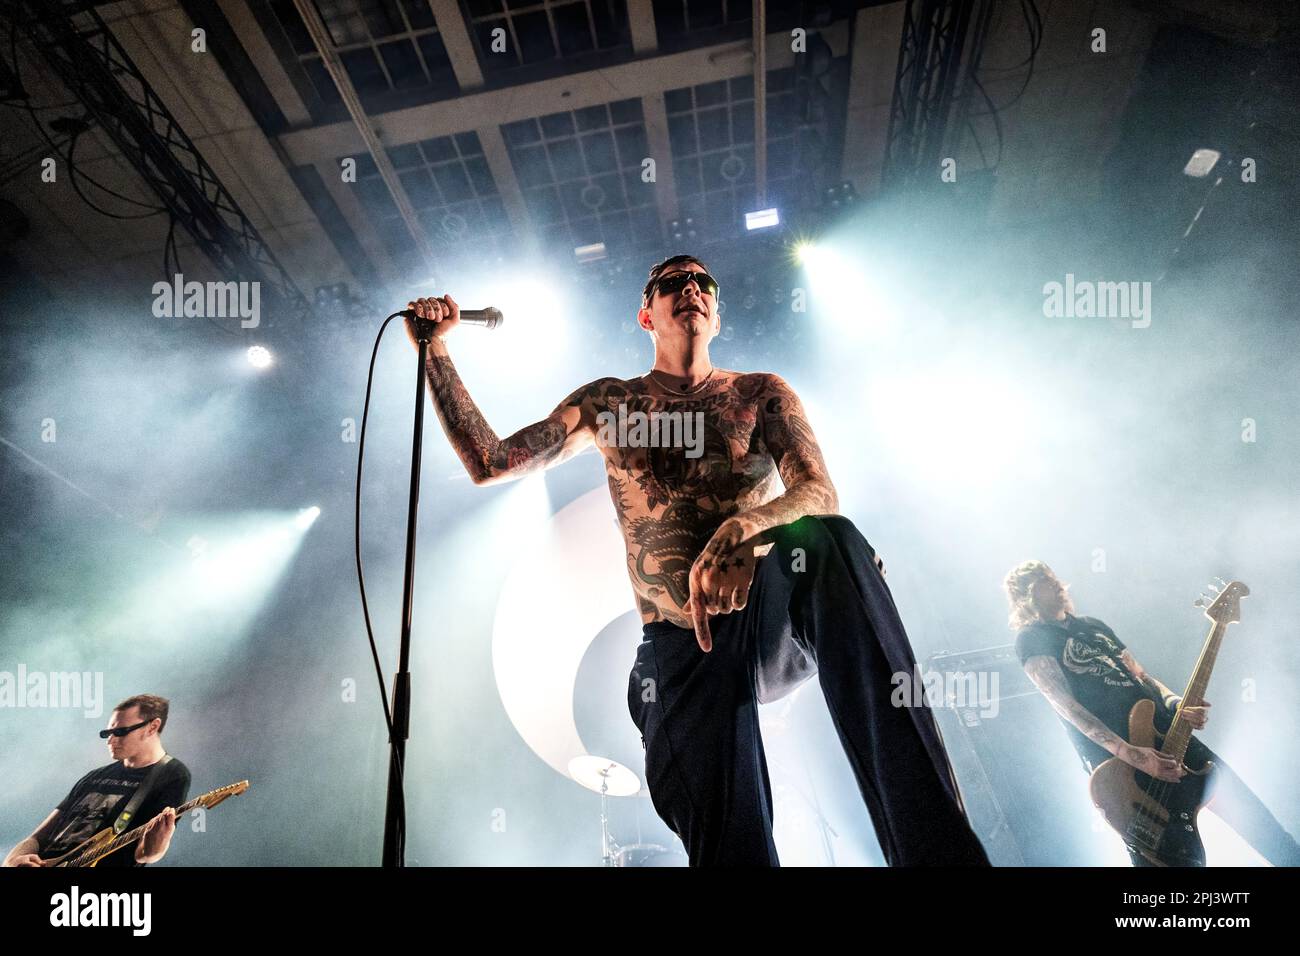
405, 254, 989, 866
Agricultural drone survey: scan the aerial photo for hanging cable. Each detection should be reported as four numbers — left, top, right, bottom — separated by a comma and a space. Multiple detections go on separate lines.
354, 312, 408, 856
4, 14, 167, 218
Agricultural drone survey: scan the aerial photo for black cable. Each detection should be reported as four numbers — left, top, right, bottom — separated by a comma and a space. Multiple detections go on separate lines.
5, 13, 166, 217
969, 70, 1005, 167
965, 117, 990, 168
971, 0, 1042, 116
356, 312, 407, 856
0, 26, 83, 112
68, 136, 169, 212
163, 213, 176, 277
963, 0, 1041, 169
160, 217, 250, 338
977, 0, 1042, 73
0, 95, 83, 110
0, 138, 57, 184
65, 130, 164, 219
357, 314, 398, 735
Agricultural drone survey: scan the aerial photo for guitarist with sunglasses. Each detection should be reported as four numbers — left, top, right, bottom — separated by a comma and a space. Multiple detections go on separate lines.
3, 694, 190, 867
402, 255, 988, 866
1004, 561, 1300, 866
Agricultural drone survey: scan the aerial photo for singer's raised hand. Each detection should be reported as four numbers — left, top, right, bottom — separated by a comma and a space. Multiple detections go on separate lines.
404, 293, 460, 348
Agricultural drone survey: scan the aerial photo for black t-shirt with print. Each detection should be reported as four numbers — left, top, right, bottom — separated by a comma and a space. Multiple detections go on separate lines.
38, 758, 191, 866
1016, 614, 1173, 771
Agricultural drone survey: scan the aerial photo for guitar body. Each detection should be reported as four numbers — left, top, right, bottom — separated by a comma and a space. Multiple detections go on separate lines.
1089, 698, 1214, 866
42, 829, 113, 867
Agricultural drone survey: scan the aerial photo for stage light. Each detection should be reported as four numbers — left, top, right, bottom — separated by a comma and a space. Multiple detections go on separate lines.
442, 272, 573, 394
295, 506, 321, 530
745, 208, 780, 231
797, 244, 891, 338
575, 242, 606, 263
494, 276, 567, 348
246, 345, 273, 369
822, 181, 858, 208
1183, 148, 1221, 178
669, 217, 697, 241
125, 508, 320, 644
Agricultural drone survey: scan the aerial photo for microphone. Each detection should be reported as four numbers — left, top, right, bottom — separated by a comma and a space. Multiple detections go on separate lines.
399, 307, 503, 329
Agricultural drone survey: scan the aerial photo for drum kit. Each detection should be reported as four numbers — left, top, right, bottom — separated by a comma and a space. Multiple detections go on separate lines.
566, 754, 687, 867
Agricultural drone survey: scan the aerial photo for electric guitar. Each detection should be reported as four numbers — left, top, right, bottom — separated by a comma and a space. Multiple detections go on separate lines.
1088, 581, 1247, 866
41, 780, 250, 867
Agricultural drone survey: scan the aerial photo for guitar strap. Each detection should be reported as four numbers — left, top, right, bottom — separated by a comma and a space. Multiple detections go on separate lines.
113, 754, 174, 835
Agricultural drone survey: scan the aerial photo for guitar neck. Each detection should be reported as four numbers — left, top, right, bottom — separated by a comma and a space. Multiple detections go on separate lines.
1162, 618, 1226, 762
67, 794, 203, 867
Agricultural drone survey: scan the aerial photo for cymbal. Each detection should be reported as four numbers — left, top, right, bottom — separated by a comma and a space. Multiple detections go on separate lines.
567, 755, 641, 796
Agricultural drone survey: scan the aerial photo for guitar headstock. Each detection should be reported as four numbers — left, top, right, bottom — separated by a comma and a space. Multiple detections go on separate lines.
195, 780, 250, 811
1194, 579, 1249, 625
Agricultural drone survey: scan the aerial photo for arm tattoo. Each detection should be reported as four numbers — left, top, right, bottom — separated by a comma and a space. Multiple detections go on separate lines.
1025, 656, 1127, 755
737, 374, 838, 537
424, 353, 582, 484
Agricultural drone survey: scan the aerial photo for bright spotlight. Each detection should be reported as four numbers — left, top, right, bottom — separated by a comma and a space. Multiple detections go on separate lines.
187, 517, 305, 604
295, 506, 321, 530
439, 271, 574, 396
574, 242, 607, 263
798, 245, 891, 339
745, 207, 780, 231
1183, 148, 1221, 178
246, 345, 273, 369
492, 275, 570, 357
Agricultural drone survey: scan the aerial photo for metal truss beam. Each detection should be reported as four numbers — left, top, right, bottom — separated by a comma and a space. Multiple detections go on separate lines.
882, 0, 977, 190
6, 0, 311, 323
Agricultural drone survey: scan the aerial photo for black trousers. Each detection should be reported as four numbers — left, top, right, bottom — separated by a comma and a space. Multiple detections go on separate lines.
626, 514, 991, 867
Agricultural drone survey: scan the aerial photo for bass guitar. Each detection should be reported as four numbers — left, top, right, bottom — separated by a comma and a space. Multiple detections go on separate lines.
1089, 581, 1247, 866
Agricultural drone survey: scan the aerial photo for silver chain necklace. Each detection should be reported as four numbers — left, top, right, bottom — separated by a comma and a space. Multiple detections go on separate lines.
649, 366, 716, 394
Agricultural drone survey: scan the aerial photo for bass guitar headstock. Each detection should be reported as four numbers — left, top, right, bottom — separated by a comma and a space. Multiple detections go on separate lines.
1194, 578, 1249, 625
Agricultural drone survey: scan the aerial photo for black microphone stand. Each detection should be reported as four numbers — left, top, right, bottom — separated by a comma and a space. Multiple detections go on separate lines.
382, 315, 435, 867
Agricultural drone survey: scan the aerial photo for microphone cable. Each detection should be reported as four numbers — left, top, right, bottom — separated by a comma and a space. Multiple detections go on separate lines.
354, 311, 410, 859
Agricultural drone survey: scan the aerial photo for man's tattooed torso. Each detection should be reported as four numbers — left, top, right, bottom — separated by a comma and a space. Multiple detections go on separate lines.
422, 346, 820, 630
571, 371, 780, 629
